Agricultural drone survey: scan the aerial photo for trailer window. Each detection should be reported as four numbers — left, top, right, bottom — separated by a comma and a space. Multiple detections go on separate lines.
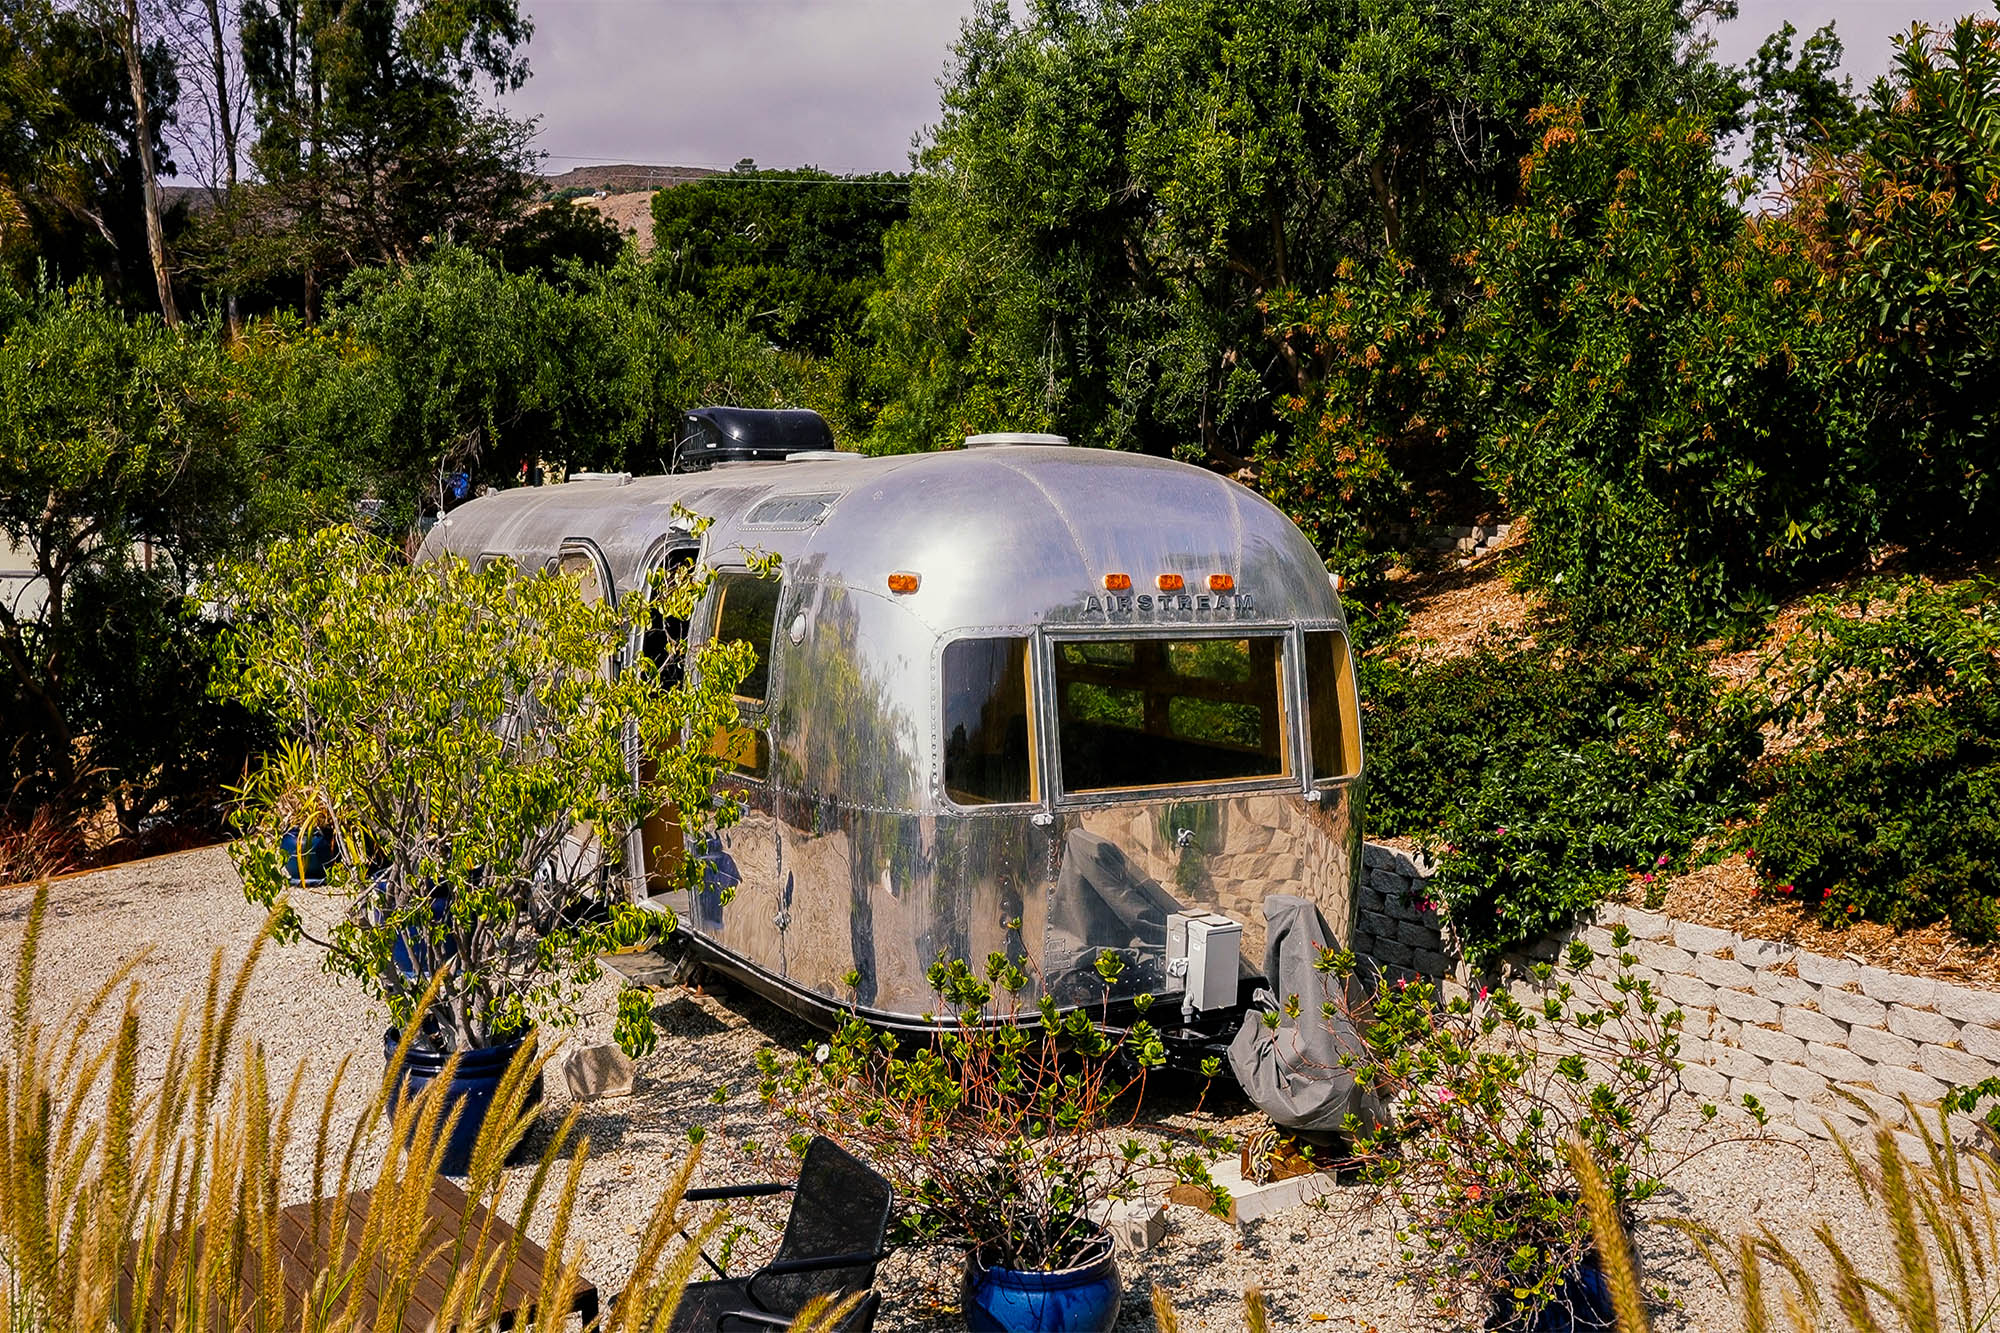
943, 637, 1036, 805
712, 571, 782, 704
1054, 636, 1288, 793
1304, 630, 1362, 781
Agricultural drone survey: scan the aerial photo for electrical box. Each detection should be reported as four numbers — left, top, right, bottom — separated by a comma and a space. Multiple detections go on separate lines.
1165, 911, 1242, 1013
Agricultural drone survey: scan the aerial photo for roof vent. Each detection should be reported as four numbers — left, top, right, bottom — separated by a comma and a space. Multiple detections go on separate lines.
964, 432, 1071, 448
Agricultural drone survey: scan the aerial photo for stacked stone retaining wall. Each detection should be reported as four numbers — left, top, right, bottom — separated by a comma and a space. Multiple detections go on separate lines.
1352, 843, 2000, 1144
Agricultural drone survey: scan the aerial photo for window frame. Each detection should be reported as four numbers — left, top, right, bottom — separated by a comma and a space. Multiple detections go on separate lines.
937, 631, 1042, 812
701, 566, 784, 783
1042, 626, 1298, 808
1301, 625, 1365, 787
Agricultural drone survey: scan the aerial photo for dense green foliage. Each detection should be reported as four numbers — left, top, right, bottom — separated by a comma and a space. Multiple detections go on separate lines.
866, 0, 1734, 458
1754, 579, 2000, 939
218, 527, 752, 1051
0, 283, 254, 826
651, 164, 907, 358
1365, 628, 1761, 963
1471, 106, 1868, 632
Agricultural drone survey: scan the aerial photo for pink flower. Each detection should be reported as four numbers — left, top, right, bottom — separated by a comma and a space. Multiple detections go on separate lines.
1656, 854, 1669, 867
1478, 986, 1490, 1001
1496, 826, 1508, 835
1639, 873, 1655, 884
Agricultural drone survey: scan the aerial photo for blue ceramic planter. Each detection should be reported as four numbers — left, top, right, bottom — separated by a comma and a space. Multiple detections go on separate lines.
1491, 1257, 1618, 1333
385, 1032, 537, 1177
279, 826, 336, 886
961, 1228, 1121, 1333
365, 873, 455, 984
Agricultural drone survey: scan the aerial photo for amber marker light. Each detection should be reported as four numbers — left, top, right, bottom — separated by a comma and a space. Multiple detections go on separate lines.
887, 572, 921, 594
1156, 573, 1185, 592
1208, 574, 1234, 592
1103, 573, 1132, 592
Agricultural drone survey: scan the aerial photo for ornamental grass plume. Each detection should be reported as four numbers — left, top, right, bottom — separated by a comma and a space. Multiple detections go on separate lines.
1575, 1100, 2000, 1333
0, 878, 854, 1333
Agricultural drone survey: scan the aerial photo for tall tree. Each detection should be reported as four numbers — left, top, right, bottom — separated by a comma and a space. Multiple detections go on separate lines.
155, 0, 249, 328
111, 0, 179, 322
867, 0, 1740, 461
234, 0, 536, 313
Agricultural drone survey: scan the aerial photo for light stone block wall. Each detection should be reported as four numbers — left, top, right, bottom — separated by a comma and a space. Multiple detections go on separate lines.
1351, 843, 2000, 1146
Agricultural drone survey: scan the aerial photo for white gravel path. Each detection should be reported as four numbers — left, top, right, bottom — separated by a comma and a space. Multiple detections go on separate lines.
0, 848, 1925, 1332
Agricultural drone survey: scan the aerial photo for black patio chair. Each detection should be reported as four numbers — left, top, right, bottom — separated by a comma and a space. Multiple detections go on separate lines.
664, 1136, 893, 1333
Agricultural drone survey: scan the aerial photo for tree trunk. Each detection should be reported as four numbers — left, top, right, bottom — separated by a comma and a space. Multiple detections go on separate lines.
202, 0, 241, 336
119, 0, 179, 326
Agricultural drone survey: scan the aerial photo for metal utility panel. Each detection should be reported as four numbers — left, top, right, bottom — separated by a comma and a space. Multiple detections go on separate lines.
1167, 911, 1243, 1013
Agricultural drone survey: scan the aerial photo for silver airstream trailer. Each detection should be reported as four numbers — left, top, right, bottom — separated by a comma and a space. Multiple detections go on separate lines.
424, 411, 1364, 1057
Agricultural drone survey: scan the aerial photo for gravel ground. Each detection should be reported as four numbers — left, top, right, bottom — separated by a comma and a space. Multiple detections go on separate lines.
0, 848, 1930, 1332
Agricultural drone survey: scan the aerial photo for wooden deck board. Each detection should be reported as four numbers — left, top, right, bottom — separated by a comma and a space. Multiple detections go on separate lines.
122, 1174, 598, 1332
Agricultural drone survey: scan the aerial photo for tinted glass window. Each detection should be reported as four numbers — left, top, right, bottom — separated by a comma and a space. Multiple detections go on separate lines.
1054, 636, 1288, 793
1304, 630, 1361, 780
942, 638, 1037, 805
712, 572, 782, 703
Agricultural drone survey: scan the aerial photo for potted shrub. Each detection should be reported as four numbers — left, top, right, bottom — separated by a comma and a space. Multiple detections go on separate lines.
761, 953, 1225, 1333
217, 525, 754, 1173
265, 740, 337, 886
1301, 929, 1767, 1331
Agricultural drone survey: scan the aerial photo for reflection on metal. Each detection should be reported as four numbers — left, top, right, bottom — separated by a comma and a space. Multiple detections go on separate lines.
422, 444, 1364, 1035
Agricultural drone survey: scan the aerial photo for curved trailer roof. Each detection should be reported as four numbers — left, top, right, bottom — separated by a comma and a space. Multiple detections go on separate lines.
424, 445, 1346, 634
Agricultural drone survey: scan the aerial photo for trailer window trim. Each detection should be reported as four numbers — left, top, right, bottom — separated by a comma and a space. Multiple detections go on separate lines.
706, 568, 783, 782
1303, 628, 1363, 783
939, 634, 1040, 809
1046, 629, 1294, 801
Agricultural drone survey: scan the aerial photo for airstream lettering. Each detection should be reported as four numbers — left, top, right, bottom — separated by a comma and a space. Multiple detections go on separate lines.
423, 413, 1364, 1058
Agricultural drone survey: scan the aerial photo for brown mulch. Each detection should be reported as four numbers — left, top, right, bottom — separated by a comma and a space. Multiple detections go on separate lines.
1383, 526, 1538, 661
1638, 852, 2000, 992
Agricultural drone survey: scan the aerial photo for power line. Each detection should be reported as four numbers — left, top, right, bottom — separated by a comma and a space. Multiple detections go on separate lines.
537, 156, 913, 186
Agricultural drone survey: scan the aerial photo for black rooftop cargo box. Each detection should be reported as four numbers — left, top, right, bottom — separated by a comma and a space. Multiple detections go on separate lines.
673, 407, 836, 472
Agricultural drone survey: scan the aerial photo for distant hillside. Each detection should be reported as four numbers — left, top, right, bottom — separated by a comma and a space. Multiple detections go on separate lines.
538, 164, 717, 195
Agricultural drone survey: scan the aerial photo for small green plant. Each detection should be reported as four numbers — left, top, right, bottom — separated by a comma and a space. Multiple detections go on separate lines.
759, 951, 1221, 1272
1306, 931, 1761, 1326
614, 986, 660, 1060
216, 525, 755, 1056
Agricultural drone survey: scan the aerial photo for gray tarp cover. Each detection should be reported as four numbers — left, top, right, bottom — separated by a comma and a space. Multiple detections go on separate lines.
1228, 894, 1379, 1137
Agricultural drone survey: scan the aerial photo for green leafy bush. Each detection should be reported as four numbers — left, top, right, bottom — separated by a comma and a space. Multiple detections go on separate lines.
1472, 104, 1868, 633
1753, 578, 2000, 938
759, 952, 1219, 1271
1366, 627, 1762, 964
1307, 932, 1757, 1326
217, 526, 754, 1054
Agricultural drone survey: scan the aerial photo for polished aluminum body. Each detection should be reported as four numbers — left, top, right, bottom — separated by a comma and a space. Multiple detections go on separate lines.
425, 445, 1363, 1026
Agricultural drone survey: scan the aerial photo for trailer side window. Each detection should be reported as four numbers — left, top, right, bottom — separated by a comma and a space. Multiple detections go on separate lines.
943, 637, 1036, 805
1304, 630, 1362, 780
712, 571, 782, 704
1054, 635, 1288, 794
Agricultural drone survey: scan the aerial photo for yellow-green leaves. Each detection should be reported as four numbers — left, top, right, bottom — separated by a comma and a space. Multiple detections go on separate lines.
216, 526, 754, 1055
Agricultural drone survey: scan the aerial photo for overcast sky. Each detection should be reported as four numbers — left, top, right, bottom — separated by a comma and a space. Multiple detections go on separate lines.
501, 0, 1988, 178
